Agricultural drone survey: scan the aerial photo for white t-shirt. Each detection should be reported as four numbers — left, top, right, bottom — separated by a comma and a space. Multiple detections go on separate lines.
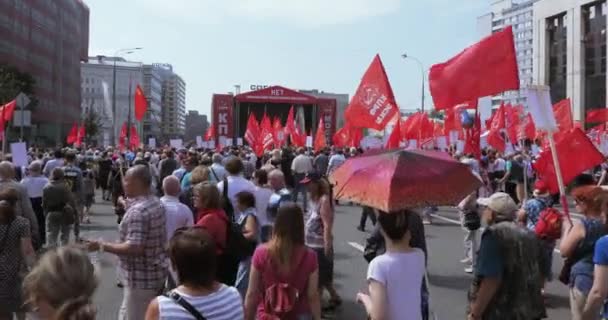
254, 186, 273, 227
367, 249, 425, 320
21, 176, 49, 198
161, 196, 194, 239
217, 175, 256, 214
488, 158, 506, 173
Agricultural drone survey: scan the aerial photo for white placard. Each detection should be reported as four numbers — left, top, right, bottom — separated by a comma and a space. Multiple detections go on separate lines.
449, 130, 459, 143
480, 133, 488, 150
527, 86, 558, 132
208, 140, 215, 149
436, 136, 448, 150
196, 136, 203, 148
170, 139, 183, 149
237, 138, 243, 146
148, 137, 156, 149
305, 136, 313, 147
10, 142, 27, 168
456, 140, 465, 153
504, 143, 515, 156
531, 144, 540, 156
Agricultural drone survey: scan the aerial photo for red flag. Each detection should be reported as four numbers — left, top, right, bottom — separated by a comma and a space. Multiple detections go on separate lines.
285, 105, 295, 136
586, 108, 608, 124
130, 125, 140, 148
553, 98, 573, 131
487, 104, 506, 151
518, 113, 536, 141
204, 125, 215, 141
261, 113, 274, 151
533, 128, 605, 194
429, 26, 519, 109
402, 113, 424, 140
76, 125, 85, 146
0, 99, 16, 122
505, 104, 522, 143
118, 122, 128, 151
66, 122, 78, 144
272, 117, 286, 147
464, 113, 481, 159
444, 107, 458, 134
292, 121, 306, 148
344, 54, 400, 130
433, 121, 444, 138
314, 118, 327, 152
385, 120, 402, 149
134, 85, 148, 121
244, 113, 260, 147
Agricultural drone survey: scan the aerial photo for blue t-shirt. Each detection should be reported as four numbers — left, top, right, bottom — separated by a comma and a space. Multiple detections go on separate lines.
475, 231, 504, 278
181, 172, 192, 190
593, 236, 608, 317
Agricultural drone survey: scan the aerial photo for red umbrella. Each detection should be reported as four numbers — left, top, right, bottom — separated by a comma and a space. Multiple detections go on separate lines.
329, 149, 482, 212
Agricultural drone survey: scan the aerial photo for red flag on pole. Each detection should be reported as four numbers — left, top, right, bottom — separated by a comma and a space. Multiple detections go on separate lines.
464, 113, 481, 159
314, 118, 327, 152
244, 113, 260, 147
344, 54, 400, 130
553, 98, 573, 131
429, 26, 519, 109
586, 108, 608, 124
204, 125, 215, 141
130, 125, 140, 148
119, 122, 128, 151
261, 113, 274, 151
505, 104, 522, 143
134, 85, 148, 121
272, 117, 285, 147
66, 122, 78, 145
285, 105, 295, 137
487, 104, 506, 151
518, 113, 536, 141
385, 119, 402, 149
533, 128, 605, 194
76, 124, 85, 146
0, 99, 16, 122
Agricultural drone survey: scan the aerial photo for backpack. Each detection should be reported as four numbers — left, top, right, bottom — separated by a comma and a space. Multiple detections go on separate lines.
221, 177, 235, 221
260, 250, 307, 320
535, 207, 563, 240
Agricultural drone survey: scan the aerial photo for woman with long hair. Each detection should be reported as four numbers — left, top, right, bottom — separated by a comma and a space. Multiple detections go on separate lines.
560, 186, 608, 319
145, 227, 243, 320
302, 173, 342, 311
0, 188, 35, 320
245, 204, 321, 320
23, 246, 97, 320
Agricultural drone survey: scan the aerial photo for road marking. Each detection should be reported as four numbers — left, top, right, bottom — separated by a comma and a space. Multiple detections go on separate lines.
348, 241, 365, 252
430, 213, 562, 255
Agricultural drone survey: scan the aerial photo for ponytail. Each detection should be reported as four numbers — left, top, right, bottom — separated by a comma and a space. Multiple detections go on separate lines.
54, 296, 96, 320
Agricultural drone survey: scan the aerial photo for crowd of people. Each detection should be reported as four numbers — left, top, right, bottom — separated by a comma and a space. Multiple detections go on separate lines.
2, 143, 608, 319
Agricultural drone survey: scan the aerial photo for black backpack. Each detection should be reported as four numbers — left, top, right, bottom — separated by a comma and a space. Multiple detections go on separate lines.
221, 177, 235, 221
221, 178, 255, 261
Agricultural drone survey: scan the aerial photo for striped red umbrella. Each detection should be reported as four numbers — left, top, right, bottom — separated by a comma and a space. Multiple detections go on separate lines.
329, 149, 482, 212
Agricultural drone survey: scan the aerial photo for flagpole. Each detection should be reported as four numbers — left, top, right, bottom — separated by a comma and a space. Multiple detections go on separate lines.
1, 107, 6, 160
127, 76, 132, 151
547, 132, 572, 225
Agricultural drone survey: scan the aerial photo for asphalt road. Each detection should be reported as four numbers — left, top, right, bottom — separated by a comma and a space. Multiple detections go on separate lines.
81, 196, 574, 320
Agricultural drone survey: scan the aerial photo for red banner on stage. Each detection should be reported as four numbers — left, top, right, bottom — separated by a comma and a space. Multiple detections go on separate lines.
234, 86, 317, 104
211, 94, 234, 142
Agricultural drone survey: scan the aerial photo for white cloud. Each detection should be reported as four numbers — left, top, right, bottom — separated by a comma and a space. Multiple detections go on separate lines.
134, 0, 401, 27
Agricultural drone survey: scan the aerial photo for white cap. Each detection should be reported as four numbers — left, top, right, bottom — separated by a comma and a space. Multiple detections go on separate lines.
477, 192, 518, 219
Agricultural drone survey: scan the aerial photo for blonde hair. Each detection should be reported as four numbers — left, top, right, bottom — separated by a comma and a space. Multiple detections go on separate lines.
190, 166, 210, 185
23, 246, 98, 320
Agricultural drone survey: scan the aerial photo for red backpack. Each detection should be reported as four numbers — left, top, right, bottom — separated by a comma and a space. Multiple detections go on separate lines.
260, 250, 307, 320
535, 207, 563, 240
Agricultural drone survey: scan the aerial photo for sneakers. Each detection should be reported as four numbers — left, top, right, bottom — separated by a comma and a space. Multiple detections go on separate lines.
464, 266, 474, 274
460, 257, 472, 264
356, 226, 365, 232
422, 219, 432, 225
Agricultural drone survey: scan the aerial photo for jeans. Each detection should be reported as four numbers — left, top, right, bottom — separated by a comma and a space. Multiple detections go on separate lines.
235, 257, 252, 298
119, 287, 161, 320
570, 287, 596, 320
460, 211, 478, 267
30, 197, 44, 247
293, 173, 308, 210
45, 211, 71, 248
359, 206, 376, 229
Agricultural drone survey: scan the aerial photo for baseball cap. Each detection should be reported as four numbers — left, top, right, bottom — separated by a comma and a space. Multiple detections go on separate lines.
300, 172, 322, 184
477, 192, 518, 219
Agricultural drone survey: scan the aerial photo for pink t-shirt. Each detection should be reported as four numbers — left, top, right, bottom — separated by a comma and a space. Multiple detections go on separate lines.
252, 245, 318, 319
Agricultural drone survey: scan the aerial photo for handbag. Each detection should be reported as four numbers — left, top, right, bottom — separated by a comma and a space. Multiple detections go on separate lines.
165, 291, 207, 320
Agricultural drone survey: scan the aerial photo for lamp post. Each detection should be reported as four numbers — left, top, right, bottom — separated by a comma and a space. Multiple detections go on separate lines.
401, 53, 426, 112
111, 47, 142, 145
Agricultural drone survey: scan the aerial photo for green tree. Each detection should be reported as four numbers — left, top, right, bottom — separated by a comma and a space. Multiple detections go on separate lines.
83, 107, 103, 146
0, 64, 37, 108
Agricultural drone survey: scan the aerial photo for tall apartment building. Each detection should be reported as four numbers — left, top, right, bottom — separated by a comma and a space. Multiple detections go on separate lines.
533, 0, 607, 123
81, 56, 143, 146
477, 0, 539, 108
142, 65, 162, 141
184, 110, 209, 143
0, 0, 89, 146
151, 63, 186, 139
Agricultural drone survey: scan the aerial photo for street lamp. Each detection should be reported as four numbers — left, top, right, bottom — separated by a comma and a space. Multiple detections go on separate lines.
111, 47, 142, 145
401, 53, 426, 112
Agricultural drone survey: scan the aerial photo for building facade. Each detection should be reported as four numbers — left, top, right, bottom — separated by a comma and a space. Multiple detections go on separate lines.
184, 110, 209, 143
142, 65, 162, 141
150, 63, 186, 140
298, 89, 349, 128
0, 0, 89, 146
533, 0, 607, 122
81, 56, 144, 146
477, 0, 539, 108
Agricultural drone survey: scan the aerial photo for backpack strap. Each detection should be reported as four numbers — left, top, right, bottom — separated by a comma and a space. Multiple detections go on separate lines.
165, 291, 207, 320
210, 168, 219, 181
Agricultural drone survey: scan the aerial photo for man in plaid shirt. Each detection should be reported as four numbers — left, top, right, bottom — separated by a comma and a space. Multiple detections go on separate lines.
86, 165, 167, 320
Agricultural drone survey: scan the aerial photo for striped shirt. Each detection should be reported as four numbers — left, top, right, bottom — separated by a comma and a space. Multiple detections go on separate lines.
157, 285, 244, 320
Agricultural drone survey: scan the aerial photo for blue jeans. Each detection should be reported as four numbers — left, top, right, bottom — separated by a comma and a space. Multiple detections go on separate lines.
235, 257, 252, 298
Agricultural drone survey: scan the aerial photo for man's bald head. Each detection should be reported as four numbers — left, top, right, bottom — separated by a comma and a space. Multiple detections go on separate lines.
0, 161, 14, 180
162, 175, 181, 197
124, 165, 152, 197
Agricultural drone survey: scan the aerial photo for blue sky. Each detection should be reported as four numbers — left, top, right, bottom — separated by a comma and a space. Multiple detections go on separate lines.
86, 0, 488, 119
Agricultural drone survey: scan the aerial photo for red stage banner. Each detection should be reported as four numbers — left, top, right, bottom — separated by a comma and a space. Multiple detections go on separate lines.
234, 86, 318, 104
317, 98, 337, 142
211, 94, 234, 142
